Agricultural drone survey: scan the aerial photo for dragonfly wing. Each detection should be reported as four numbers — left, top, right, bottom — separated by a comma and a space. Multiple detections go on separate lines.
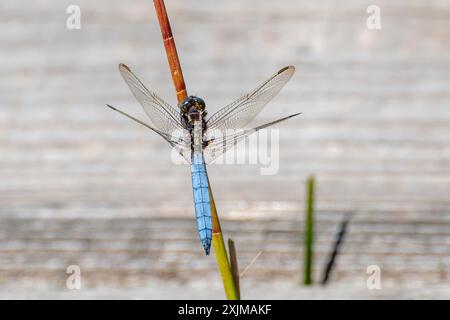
203, 112, 301, 164
107, 104, 191, 163
205, 66, 295, 133
118, 63, 185, 135
170, 127, 192, 163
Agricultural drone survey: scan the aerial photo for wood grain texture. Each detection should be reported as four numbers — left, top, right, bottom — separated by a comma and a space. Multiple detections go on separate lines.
0, 0, 449, 297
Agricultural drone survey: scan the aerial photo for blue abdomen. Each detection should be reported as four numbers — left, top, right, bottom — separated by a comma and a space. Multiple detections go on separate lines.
190, 152, 213, 255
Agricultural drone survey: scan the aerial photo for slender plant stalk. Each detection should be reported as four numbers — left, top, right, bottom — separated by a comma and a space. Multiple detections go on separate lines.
228, 238, 241, 299
208, 175, 239, 300
321, 213, 351, 285
152, 0, 239, 300
303, 176, 315, 285
153, 0, 187, 104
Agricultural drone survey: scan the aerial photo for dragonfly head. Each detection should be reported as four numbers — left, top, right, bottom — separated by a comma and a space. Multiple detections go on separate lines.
181, 96, 206, 123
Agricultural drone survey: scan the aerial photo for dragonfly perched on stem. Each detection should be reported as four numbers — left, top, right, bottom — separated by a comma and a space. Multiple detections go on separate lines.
107, 63, 300, 255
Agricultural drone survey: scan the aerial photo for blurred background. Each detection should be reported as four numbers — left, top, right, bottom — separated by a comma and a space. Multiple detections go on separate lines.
0, 0, 449, 299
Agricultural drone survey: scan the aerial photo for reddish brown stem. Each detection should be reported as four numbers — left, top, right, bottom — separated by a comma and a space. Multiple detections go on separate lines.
153, 0, 187, 104
151, 0, 239, 300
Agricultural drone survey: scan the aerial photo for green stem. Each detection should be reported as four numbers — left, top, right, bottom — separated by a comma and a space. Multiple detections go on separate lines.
304, 176, 315, 285
207, 174, 240, 300
228, 238, 241, 299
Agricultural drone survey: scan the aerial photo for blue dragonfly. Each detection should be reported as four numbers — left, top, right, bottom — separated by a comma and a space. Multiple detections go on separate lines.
107, 63, 299, 255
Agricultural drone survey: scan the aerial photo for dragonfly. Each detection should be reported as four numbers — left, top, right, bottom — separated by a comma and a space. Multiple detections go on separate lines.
107, 63, 299, 255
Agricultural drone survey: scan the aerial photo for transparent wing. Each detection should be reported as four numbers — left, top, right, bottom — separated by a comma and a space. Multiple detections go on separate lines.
205, 66, 295, 133
106, 104, 191, 163
118, 63, 185, 135
203, 113, 301, 164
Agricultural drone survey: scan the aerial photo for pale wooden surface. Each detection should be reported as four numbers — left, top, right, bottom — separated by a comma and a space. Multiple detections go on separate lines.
0, 0, 449, 298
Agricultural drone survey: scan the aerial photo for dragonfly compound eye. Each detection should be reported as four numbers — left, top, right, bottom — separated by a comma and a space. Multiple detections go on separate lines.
181, 99, 191, 113
193, 97, 206, 111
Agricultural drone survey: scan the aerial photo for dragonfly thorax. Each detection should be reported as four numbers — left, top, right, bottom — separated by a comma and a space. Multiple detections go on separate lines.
180, 96, 207, 127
